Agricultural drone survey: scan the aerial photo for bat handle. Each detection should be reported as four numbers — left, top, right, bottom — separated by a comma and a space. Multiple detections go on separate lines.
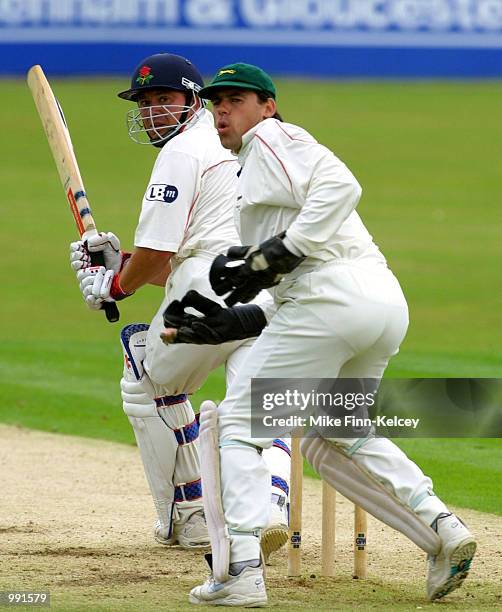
103, 298, 120, 323
89, 250, 120, 323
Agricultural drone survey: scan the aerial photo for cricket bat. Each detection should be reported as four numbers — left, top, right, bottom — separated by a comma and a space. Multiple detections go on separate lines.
27, 64, 120, 323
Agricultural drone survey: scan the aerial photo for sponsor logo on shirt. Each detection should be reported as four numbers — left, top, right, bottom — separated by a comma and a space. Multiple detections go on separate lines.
146, 184, 179, 204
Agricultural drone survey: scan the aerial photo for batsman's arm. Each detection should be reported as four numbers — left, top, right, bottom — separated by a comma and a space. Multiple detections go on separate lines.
146, 258, 172, 287
119, 247, 174, 293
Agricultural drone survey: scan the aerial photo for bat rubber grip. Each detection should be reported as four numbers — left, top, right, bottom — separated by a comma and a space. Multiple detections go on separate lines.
89, 250, 120, 323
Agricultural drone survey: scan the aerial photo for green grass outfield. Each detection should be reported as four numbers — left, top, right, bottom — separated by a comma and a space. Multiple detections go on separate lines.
1, 78, 501, 515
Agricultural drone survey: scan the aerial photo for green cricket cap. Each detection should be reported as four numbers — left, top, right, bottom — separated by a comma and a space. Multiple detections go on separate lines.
199, 63, 276, 100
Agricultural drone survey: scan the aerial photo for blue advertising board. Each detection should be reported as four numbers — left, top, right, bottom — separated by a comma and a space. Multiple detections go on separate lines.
1, 0, 502, 77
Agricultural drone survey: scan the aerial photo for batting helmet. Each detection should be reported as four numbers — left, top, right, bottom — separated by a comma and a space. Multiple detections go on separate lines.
117, 53, 204, 101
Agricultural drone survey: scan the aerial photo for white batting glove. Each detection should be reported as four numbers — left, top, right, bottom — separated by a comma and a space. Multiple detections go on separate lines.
77, 265, 132, 309
70, 244, 102, 311
86, 232, 122, 273
70, 242, 98, 310
70, 241, 91, 272
77, 266, 115, 310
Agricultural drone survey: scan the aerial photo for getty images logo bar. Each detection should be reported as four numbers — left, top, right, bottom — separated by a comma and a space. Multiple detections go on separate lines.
250, 378, 502, 439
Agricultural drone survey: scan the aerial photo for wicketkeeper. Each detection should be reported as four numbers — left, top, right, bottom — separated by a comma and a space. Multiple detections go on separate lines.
162, 63, 477, 606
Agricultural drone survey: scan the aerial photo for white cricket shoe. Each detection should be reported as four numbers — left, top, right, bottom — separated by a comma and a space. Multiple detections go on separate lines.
261, 498, 288, 564
189, 565, 267, 607
154, 511, 210, 549
426, 513, 477, 601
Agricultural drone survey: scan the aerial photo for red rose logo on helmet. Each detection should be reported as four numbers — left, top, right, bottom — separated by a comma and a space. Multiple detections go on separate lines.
136, 66, 154, 85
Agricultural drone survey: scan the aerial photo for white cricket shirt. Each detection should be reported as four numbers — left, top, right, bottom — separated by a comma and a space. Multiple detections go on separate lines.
236, 118, 386, 270
134, 109, 240, 260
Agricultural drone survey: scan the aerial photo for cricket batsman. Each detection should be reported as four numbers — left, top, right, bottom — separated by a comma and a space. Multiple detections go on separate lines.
69, 54, 290, 561
161, 63, 477, 606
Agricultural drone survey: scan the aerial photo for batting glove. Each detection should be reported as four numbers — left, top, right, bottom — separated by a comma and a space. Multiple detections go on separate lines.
87, 231, 122, 272
70, 241, 92, 272
70, 232, 131, 274
161, 290, 267, 345
209, 232, 305, 306
77, 266, 132, 310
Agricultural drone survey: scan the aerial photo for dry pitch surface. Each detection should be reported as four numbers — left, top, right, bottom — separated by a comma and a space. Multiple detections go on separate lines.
0, 425, 500, 611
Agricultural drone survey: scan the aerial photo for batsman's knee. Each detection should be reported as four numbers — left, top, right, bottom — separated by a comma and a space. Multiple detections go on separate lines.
120, 323, 158, 416
121, 377, 157, 418
121, 323, 149, 381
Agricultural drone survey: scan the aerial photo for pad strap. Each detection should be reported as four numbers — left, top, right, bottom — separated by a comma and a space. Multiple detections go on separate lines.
271, 475, 289, 496
155, 393, 188, 407
271, 493, 286, 508
173, 419, 199, 446
228, 529, 261, 537
272, 438, 291, 456
174, 478, 202, 503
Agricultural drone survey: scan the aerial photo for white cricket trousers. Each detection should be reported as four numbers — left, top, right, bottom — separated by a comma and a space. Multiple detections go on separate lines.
128, 253, 291, 534
217, 259, 449, 562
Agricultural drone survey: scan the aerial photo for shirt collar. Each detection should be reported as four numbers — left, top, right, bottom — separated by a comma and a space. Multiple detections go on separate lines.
183, 107, 213, 133
237, 122, 262, 165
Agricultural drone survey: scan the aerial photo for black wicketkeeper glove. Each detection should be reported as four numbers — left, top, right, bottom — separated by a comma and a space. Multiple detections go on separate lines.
161, 290, 267, 345
209, 231, 305, 306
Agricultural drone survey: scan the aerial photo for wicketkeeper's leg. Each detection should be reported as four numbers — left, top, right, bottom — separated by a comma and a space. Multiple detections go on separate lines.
226, 340, 291, 564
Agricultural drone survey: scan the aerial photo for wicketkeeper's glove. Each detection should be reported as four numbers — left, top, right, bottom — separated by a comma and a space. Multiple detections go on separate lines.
209, 232, 305, 306
161, 290, 267, 345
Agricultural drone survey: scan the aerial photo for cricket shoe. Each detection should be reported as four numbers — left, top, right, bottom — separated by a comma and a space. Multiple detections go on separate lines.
154, 510, 210, 549
189, 565, 267, 607
426, 512, 477, 601
260, 495, 288, 564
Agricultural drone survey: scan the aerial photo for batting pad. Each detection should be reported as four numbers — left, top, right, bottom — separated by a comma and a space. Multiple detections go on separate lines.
199, 400, 230, 583
120, 323, 149, 381
301, 434, 441, 555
